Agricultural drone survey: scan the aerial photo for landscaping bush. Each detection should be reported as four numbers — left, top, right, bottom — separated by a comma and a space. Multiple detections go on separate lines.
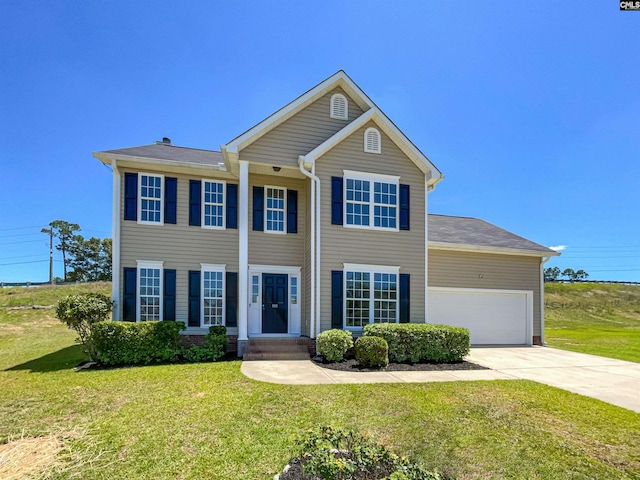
91, 320, 185, 365
355, 336, 389, 368
56, 293, 113, 361
183, 325, 229, 362
363, 323, 470, 363
279, 425, 443, 480
316, 329, 354, 362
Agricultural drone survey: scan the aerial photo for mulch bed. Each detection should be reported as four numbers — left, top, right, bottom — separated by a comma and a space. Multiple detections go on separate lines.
312, 357, 488, 372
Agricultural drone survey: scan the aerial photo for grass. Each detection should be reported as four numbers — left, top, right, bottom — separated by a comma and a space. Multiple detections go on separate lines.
0, 283, 639, 479
545, 282, 640, 362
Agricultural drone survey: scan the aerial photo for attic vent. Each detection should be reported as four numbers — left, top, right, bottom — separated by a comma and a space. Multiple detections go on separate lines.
330, 93, 348, 120
156, 137, 172, 145
364, 127, 381, 154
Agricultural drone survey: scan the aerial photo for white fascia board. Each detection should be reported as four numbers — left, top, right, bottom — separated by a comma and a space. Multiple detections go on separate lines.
93, 152, 233, 178
221, 71, 375, 156
428, 241, 561, 258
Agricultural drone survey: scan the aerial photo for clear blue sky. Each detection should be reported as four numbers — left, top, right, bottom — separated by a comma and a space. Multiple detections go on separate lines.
1, 1, 638, 283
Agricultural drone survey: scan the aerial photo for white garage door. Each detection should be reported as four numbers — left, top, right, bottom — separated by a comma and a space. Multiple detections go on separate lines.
428, 287, 533, 345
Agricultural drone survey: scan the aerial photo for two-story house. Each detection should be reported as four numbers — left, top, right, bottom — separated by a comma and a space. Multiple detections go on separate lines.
94, 71, 558, 357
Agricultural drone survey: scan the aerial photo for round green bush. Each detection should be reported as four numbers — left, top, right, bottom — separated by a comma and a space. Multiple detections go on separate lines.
355, 335, 389, 368
316, 329, 353, 362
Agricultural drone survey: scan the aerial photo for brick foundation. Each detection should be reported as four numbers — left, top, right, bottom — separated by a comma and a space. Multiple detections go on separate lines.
533, 336, 543, 346
182, 334, 239, 354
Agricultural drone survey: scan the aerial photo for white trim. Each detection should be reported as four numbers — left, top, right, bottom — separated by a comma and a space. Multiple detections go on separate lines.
249, 264, 302, 275
428, 241, 560, 258
238, 161, 249, 342
343, 171, 400, 232
201, 179, 226, 230
200, 264, 226, 328
424, 174, 429, 325
343, 263, 400, 274
264, 185, 287, 234
111, 160, 121, 320
137, 172, 164, 225
428, 286, 534, 346
343, 264, 401, 329
364, 127, 381, 154
330, 93, 348, 120
540, 255, 553, 345
135, 260, 164, 322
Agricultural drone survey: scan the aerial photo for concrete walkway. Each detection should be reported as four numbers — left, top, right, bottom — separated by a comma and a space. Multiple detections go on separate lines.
241, 347, 640, 413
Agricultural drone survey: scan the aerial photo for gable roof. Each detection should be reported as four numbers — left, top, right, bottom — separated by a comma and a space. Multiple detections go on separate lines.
428, 214, 559, 257
221, 70, 443, 185
93, 144, 226, 170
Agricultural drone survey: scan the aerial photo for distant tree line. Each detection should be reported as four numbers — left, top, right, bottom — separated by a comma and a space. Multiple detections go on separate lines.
544, 267, 589, 283
48, 220, 111, 282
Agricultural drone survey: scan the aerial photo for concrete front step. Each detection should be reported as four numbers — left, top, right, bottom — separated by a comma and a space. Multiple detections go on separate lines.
243, 351, 311, 361
242, 338, 312, 360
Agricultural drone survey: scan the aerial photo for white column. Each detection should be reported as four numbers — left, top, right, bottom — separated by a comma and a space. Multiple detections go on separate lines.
424, 175, 429, 324
238, 160, 249, 348
111, 160, 121, 320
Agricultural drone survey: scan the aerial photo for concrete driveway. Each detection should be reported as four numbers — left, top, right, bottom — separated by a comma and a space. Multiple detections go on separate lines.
466, 347, 640, 413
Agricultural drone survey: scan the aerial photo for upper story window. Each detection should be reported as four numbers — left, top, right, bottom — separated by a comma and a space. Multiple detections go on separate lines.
330, 93, 348, 120
364, 127, 381, 154
202, 180, 226, 228
139, 174, 164, 224
265, 186, 286, 233
137, 261, 163, 321
343, 171, 399, 231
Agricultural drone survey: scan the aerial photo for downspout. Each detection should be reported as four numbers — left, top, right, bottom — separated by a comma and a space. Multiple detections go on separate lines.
298, 157, 320, 338
540, 255, 553, 346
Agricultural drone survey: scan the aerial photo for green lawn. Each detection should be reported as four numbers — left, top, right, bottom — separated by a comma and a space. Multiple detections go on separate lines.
1, 283, 639, 479
545, 282, 640, 362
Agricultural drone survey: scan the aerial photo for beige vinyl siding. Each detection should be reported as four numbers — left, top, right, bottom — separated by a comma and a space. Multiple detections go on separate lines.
248, 173, 309, 332
316, 122, 427, 331
119, 169, 239, 333
428, 250, 542, 336
240, 88, 365, 168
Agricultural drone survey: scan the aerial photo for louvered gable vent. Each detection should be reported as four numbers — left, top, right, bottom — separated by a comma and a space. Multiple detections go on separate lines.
330, 93, 348, 120
364, 127, 381, 154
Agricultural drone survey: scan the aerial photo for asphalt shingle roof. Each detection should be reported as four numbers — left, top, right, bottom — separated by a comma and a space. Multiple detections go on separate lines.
102, 144, 224, 167
428, 214, 554, 253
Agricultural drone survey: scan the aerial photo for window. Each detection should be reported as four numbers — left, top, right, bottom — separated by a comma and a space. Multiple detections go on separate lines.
344, 171, 399, 231
265, 186, 286, 233
344, 265, 399, 328
251, 275, 260, 303
202, 265, 225, 327
139, 174, 164, 224
202, 180, 225, 228
364, 127, 381, 154
137, 261, 163, 321
330, 93, 348, 120
291, 277, 298, 305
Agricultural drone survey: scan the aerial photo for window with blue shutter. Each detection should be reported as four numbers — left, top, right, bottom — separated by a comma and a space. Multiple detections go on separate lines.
163, 269, 176, 321
225, 272, 238, 328
331, 177, 343, 225
331, 271, 343, 329
399, 184, 410, 231
164, 177, 177, 224
124, 173, 138, 221
122, 267, 137, 321
226, 183, 238, 229
188, 270, 201, 327
399, 274, 410, 323
189, 180, 202, 226
253, 186, 264, 231
287, 190, 298, 234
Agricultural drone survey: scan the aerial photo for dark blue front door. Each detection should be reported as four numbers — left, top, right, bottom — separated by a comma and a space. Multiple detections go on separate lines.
262, 273, 288, 333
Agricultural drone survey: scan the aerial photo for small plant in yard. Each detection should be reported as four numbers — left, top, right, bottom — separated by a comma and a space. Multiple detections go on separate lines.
355, 336, 389, 368
316, 329, 354, 362
183, 325, 229, 362
278, 426, 444, 480
56, 293, 113, 361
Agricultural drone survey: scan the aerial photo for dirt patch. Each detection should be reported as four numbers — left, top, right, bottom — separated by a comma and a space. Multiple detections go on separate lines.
0, 435, 63, 480
313, 358, 488, 372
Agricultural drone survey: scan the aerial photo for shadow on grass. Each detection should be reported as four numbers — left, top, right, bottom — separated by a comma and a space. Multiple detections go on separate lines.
5, 345, 86, 372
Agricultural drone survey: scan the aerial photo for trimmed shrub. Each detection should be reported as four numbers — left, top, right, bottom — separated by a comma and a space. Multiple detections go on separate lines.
363, 323, 470, 363
183, 325, 229, 362
355, 335, 389, 368
56, 293, 113, 361
316, 329, 354, 362
92, 321, 185, 366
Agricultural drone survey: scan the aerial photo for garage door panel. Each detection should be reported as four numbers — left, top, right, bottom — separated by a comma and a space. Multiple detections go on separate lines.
428, 288, 531, 345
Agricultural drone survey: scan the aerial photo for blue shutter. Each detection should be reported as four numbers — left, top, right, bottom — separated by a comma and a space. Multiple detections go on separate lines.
253, 186, 264, 231
188, 270, 201, 327
189, 180, 201, 226
164, 177, 177, 224
225, 272, 238, 328
399, 274, 410, 323
400, 184, 410, 231
163, 269, 176, 321
122, 267, 137, 321
287, 189, 298, 233
124, 173, 138, 221
226, 183, 238, 229
331, 177, 343, 225
331, 270, 343, 329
